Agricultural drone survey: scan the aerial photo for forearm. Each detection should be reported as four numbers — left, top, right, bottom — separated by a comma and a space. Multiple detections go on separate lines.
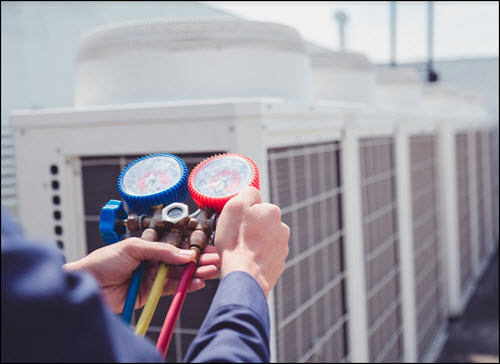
1, 225, 162, 362
183, 271, 270, 363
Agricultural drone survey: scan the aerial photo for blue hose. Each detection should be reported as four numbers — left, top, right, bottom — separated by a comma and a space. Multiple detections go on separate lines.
121, 261, 146, 324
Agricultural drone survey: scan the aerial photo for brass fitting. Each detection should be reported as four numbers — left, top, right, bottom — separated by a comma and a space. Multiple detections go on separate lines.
141, 227, 160, 242
189, 230, 208, 264
162, 230, 183, 248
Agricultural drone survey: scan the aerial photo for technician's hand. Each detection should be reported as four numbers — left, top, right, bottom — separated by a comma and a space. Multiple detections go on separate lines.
64, 238, 221, 313
215, 186, 290, 298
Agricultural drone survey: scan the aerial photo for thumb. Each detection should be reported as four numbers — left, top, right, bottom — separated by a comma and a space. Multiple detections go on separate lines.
233, 186, 262, 207
126, 239, 196, 265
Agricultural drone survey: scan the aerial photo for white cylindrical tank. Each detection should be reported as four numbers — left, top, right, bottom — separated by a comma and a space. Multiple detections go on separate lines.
375, 67, 423, 109
422, 83, 491, 127
422, 83, 468, 121
310, 51, 375, 105
75, 18, 312, 106
457, 91, 490, 126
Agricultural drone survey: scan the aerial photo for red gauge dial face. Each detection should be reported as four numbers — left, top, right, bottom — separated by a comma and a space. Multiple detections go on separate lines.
192, 156, 254, 198
205, 169, 242, 196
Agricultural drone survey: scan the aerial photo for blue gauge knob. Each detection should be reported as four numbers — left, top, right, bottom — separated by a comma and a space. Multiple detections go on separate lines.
100, 199, 128, 244
117, 153, 188, 215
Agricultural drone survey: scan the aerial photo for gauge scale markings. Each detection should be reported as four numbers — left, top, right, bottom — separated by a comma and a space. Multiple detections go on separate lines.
122, 156, 182, 197
193, 156, 253, 197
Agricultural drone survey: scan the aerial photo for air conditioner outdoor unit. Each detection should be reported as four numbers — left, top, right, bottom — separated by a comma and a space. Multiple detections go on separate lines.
10, 18, 498, 364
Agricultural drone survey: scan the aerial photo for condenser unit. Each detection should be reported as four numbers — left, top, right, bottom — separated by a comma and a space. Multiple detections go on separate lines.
422, 84, 498, 319
11, 18, 498, 364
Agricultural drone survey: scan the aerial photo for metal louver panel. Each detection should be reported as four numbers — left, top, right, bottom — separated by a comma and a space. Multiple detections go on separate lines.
490, 131, 499, 242
1, 121, 19, 216
268, 142, 349, 363
455, 133, 473, 292
359, 137, 403, 363
475, 132, 487, 262
409, 135, 445, 360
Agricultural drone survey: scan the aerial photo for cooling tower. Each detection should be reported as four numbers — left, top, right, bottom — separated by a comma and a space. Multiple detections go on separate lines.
75, 18, 312, 106
310, 50, 375, 105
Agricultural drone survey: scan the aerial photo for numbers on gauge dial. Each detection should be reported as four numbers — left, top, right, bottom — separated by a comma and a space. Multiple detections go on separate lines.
193, 156, 253, 197
121, 156, 182, 196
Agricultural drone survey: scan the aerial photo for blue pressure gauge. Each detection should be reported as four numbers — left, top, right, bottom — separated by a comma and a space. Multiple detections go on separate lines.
117, 153, 188, 215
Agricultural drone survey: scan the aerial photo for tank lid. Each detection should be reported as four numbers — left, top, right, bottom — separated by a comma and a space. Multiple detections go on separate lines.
376, 67, 421, 84
422, 82, 460, 96
310, 51, 373, 70
77, 18, 306, 62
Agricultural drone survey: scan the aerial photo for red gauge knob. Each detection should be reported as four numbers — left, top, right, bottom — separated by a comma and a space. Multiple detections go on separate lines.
188, 153, 260, 213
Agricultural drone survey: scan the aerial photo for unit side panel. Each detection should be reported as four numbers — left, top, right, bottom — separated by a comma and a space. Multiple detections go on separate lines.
455, 133, 473, 292
409, 134, 445, 360
490, 131, 499, 243
359, 137, 403, 363
268, 141, 349, 363
475, 132, 487, 263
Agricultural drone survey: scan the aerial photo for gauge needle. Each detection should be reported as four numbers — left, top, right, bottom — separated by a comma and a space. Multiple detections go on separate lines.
221, 176, 231, 191
205, 181, 219, 193
142, 173, 157, 192
216, 177, 227, 193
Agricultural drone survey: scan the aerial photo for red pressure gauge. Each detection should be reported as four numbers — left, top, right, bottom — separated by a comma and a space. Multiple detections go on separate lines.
188, 153, 260, 213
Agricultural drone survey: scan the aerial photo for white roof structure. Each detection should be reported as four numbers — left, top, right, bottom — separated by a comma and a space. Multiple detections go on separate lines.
0, 1, 237, 217
310, 50, 376, 105
75, 18, 311, 106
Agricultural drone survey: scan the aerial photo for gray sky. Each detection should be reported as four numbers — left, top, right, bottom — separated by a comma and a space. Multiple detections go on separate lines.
204, 1, 499, 64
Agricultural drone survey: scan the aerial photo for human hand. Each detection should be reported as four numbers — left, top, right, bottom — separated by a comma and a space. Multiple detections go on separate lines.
214, 186, 290, 298
64, 238, 221, 313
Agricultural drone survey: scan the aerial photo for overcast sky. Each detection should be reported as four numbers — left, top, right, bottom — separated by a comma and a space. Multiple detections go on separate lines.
204, 1, 499, 64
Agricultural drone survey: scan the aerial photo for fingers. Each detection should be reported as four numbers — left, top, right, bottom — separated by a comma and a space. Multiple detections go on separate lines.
161, 277, 206, 296
128, 236, 219, 272
198, 245, 221, 267
253, 202, 281, 220
169, 237, 221, 267
168, 264, 219, 280
124, 238, 195, 265
281, 222, 291, 240
193, 265, 220, 280
165, 240, 220, 267
186, 278, 206, 293
231, 186, 262, 207
140, 244, 219, 283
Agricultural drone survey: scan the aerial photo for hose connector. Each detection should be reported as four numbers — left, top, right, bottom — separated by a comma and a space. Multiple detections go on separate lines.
189, 230, 208, 264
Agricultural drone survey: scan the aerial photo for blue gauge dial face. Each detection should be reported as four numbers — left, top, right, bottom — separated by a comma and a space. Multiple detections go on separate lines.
121, 156, 182, 197
193, 156, 253, 197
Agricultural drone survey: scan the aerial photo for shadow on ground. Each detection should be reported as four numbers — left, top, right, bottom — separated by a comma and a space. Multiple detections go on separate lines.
437, 249, 499, 363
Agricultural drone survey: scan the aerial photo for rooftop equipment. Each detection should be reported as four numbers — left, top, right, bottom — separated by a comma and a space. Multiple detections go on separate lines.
373, 71, 446, 361
375, 67, 423, 110
422, 83, 497, 320
310, 50, 375, 105
75, 18, 312, 106
10, 17, 497, 364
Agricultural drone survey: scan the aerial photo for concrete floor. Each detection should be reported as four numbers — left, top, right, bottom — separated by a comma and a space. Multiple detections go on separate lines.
437, 250, 499, 363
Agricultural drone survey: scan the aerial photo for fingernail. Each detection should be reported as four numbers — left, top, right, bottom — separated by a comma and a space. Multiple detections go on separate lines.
179, 249, 195, 257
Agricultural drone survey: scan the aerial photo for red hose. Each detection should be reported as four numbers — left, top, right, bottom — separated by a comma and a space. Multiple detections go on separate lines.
156, 261, 196, 358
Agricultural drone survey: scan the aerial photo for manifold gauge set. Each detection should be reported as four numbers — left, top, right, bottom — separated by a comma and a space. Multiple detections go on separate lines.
98, 152, 259, 358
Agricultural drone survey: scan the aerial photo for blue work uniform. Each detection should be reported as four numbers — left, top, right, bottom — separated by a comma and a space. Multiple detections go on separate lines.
1, 209, 270, 362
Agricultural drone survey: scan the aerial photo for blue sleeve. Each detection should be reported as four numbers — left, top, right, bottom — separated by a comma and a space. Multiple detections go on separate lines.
183, 271, 271, 363
1, 209, 162, 363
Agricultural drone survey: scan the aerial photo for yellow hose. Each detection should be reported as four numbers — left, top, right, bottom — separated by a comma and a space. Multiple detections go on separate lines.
135, 262, 170, 336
